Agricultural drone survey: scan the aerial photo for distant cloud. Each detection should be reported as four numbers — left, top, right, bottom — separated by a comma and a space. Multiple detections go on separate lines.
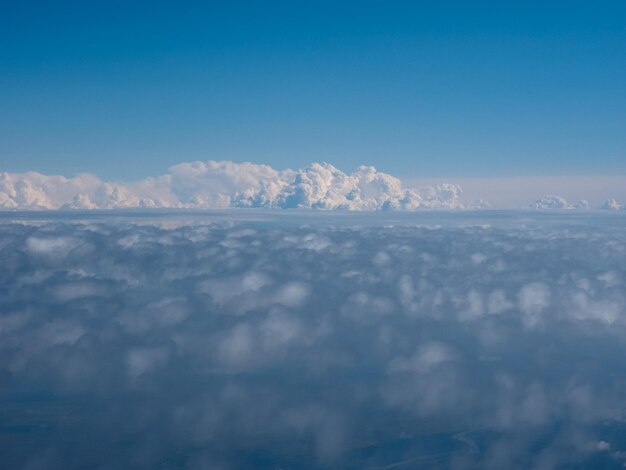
2, 161, 625, 211
602, 198, 623, 210
404, 175, 626, 210
0, 161, 474, 210
529, 194, 590, 210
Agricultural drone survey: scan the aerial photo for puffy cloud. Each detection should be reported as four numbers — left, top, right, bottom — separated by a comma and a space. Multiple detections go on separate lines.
602, 198, 623, 210
577, 199, 590, 209
1, 212, 626, 468
529, 194, 592, 210
3, 164, 625, 211
529, 194, 574, 209
0, 161, 474, 210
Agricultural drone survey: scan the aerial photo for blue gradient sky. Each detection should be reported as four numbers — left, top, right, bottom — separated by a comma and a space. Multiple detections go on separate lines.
1, 1, 625, 180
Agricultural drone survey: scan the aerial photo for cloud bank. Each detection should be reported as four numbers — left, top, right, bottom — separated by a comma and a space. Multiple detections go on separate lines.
2, 161, 624, 211
405, 175, 626, 210
529, 194, 590, 210
0, 161, 478, 211
1, 213, 626, 468
528, 194, 626, 211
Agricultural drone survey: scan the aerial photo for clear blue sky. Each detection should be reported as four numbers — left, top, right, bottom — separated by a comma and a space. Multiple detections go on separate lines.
1, 1, 625, 180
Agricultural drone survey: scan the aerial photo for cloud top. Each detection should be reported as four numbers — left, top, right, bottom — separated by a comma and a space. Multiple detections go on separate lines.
2, 215, 626, 468
2, 161, 624, 211
1, 161, 473, 210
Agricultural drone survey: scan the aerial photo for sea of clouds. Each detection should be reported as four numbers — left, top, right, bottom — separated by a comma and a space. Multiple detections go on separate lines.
1, 211, 625, 468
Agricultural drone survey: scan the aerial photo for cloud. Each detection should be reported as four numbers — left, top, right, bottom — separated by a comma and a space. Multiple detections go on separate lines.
518, 282, 551, 327
1, 161, 475, 210
529, 194, 590, 210
4, 162, 624, 211
602, 198, 623, 210
405, 175, 626, 209
1, 213, 626, 468
387, 341, 456, 373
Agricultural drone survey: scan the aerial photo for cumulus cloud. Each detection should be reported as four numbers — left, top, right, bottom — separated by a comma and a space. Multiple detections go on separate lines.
602, 198, 623, 210
0, 160, 479, 210
3, 162, 624, 211
1, 212, 626, 468
529, 194, 590, 210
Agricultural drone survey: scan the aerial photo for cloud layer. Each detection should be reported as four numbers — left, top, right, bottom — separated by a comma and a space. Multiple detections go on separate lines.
406, 175, 626, 210
3, 161, 624, 211
1, 212, 626, 468
0, 161, 476, 210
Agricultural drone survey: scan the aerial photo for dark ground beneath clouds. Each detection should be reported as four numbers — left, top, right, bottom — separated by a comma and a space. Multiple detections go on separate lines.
1, 211, 625, 469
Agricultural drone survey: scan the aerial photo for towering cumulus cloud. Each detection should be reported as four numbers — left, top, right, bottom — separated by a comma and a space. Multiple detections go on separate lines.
0, 161, 474, 210
529, 194, 590, 210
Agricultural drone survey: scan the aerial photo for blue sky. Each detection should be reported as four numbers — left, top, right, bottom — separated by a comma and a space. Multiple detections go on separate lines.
1, 1, 625, 180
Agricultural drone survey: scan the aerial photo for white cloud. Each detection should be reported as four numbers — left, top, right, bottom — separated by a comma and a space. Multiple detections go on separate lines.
529, 194, 575, 210
528, 194, 591, 210
1, 161, 472, 210
274, 282, 311, 308
4, 162, 625, 211
569, 291, 621, 325
25, 236, 77, 258
602, 198, 623, 210
404, 175, 626, 209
